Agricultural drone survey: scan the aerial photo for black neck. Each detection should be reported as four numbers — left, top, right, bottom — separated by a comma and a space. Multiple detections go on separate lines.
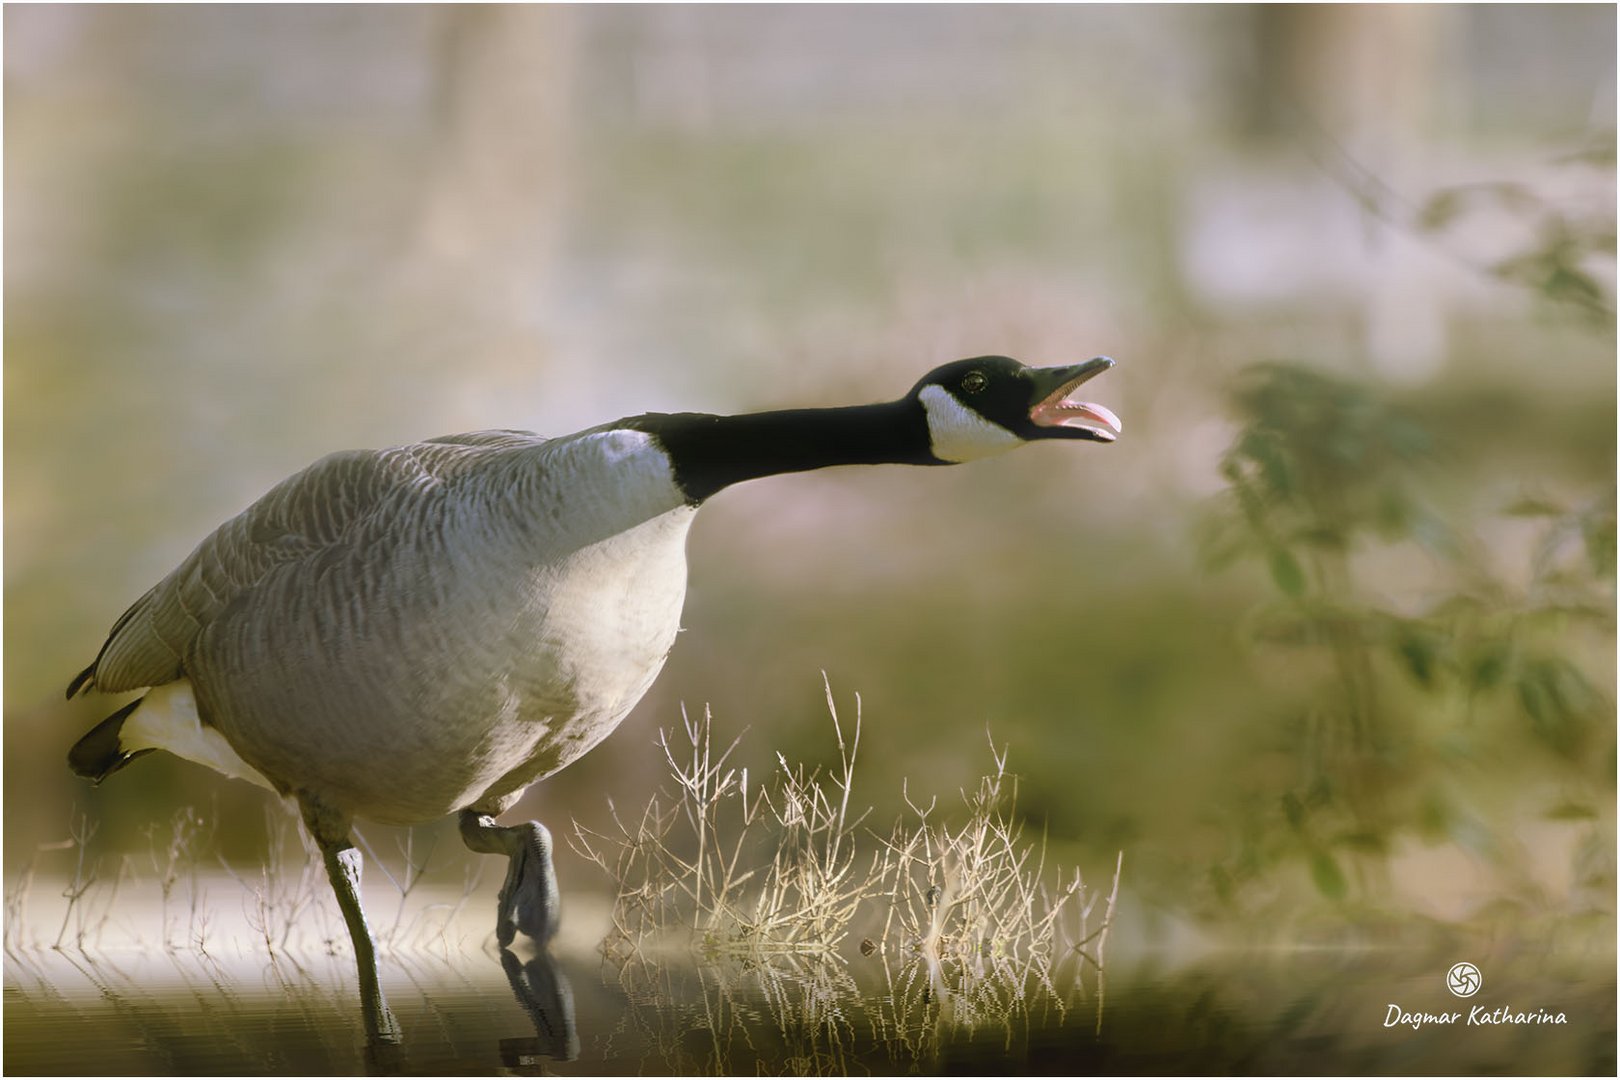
627, 400, 940, 504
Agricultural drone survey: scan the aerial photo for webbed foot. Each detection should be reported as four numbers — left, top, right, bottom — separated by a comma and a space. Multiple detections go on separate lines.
459, 811, 560, 946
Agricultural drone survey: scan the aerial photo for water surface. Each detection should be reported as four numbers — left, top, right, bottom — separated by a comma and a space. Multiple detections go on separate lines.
7, 924, 1612, 1075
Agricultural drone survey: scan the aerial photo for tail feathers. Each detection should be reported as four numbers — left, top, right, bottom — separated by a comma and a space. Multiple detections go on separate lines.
68, 698, 151, 783
66, 663, 96, 700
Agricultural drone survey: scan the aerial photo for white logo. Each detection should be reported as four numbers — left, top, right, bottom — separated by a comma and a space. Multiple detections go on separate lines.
1385, 962, 1567, 1029
1446, 962, 1482, 998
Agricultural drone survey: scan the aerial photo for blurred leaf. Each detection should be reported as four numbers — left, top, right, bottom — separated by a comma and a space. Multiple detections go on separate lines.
1417, 791, 1451, 839
1225, 460, 1270, 531
1543, 800, 1598, 821
1196, 512, 1258, 573
1573, 834, 1617, 890
1558, 135, 1617, 167
1270, 990, 1324, 1037
1431, 591, 1488, 618
1281, 791, 1305, 831
1308, 850, 1347, 901
1485, 181, 1539, 213
1394, 628, 1440, 690
1545, 264, 1608, 311
1336, 830, 1388, 855
1468, 645, 1509, 694
1471, 896, 1531, 923
1417, 189, 1465, 232
1383, 415, 1433, 459
1516, 655, 1601, 759
1520, 601, 1613, 629
1414, 179, 1539, 220
1587, 229, 1617, 257
1374, 489, 1415, 539
1294, 525, 1347, 550
1494, 229, 1615, 319
1517, 665, 1556, 722
1268, 548, 1307, 599
1237, 429, 1296, 501
1581, 505, 1616, 581
1504, 496, 1567, 518
1249, 609, 1317, 645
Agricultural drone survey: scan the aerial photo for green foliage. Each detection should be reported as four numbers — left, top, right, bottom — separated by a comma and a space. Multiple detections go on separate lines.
1414, 174, 1617, 327
1337, 133, 1617, 329
1308, 850, 1348, 902
1202, 360, 1615, 932
1218, 362, 1438, 569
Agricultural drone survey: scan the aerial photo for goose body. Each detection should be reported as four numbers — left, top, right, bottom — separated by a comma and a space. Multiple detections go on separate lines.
67, 354, 1121, 1043
75, 428, 697, 824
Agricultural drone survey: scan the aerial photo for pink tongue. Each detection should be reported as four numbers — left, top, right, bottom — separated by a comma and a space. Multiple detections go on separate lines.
1031, 395, 1122, 433
1069, 401, 1122, 433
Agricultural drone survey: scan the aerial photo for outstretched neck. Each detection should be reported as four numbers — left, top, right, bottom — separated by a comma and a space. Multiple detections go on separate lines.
627, 400, 938, 504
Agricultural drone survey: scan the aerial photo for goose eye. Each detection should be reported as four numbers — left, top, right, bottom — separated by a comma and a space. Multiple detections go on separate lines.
961, 371, 988, 394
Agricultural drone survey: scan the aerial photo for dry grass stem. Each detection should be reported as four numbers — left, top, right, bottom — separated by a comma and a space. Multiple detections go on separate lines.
573, 680, 1123, 984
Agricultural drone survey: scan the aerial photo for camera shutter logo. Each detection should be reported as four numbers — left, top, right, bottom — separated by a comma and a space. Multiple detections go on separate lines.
1446, 962, 1482, 998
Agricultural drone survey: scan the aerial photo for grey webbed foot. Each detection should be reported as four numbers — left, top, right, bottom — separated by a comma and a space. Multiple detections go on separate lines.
459, 811, 561, 946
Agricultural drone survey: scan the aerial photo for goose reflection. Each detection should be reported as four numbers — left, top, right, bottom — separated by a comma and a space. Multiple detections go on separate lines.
497, 947, 579, 1069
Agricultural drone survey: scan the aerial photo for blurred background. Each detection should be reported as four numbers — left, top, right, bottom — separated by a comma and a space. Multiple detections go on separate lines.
6, 4, 1614, 945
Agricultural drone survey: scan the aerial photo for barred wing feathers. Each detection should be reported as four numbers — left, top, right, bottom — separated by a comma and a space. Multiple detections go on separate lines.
67, 430, 544, 698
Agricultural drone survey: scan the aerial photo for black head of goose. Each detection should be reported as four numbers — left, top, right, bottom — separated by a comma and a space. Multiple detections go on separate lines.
65, 354, 1121, 1043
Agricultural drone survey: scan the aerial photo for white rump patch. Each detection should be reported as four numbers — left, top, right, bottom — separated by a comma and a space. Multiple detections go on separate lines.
123, 680, 277, 791
919, 385, 1023, 463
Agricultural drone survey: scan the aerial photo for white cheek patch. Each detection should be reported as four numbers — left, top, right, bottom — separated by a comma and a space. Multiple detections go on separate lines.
919, 385, 1024, 463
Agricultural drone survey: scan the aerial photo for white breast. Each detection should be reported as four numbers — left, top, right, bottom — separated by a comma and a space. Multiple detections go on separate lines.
517, 503, 696, 721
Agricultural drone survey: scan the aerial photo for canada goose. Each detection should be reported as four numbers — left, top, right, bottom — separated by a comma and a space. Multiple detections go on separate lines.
66, 354, 1121, 1042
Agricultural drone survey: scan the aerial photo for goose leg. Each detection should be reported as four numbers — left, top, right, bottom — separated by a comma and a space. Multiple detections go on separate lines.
301, 800, 401, 1045
459, 810, 560, 946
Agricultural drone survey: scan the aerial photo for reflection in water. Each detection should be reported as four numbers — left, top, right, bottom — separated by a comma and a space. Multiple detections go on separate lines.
498, 946, 580, 1068
4, 865, 1615, 1075
599, 941, 1108, 1075
5, 930, 1614, 1075
2, 932, 584, 1076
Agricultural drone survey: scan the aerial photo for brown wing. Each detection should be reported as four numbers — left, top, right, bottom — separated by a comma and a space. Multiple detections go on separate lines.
67, 431, 543, 697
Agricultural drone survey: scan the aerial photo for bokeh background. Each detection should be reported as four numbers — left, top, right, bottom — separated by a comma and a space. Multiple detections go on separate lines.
6, 5, 1614, 947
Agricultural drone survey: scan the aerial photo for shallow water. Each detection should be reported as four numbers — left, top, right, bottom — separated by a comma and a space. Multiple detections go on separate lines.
6, 926, 1613, 1075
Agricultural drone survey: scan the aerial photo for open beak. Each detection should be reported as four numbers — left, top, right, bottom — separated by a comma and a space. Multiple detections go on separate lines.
1027, 356, 1122, 442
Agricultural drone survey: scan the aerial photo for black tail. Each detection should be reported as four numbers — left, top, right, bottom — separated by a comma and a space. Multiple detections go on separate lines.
66, 662, 96, 700
68, 698, 150, 783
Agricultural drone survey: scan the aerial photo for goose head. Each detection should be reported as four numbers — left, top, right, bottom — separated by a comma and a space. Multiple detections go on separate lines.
911, 355, 1121, 463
